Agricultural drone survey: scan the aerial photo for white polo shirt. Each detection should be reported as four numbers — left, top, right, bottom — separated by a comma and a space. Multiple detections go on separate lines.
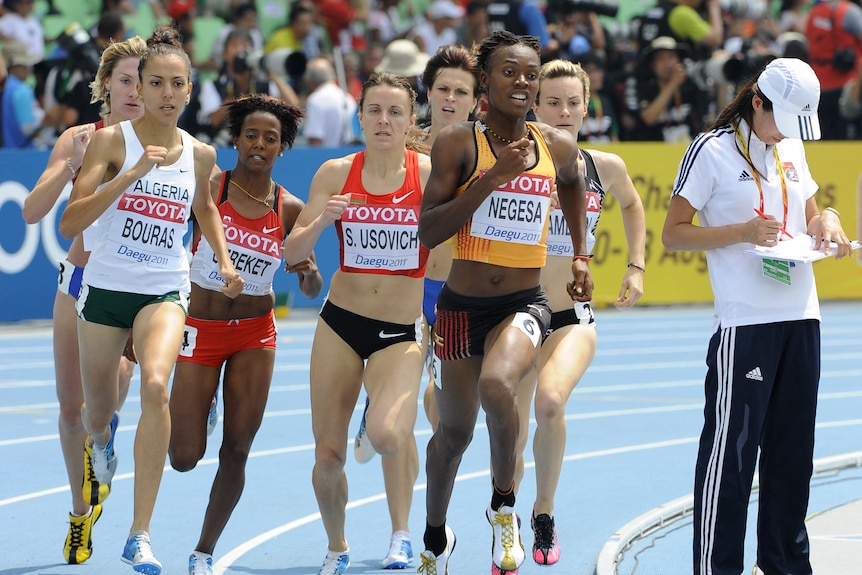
671, 120, 820, 328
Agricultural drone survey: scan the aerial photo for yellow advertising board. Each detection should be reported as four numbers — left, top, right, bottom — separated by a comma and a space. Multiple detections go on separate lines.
584, 142, 862, 306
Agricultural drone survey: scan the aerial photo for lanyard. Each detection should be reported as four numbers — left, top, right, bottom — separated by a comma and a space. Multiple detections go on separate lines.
735, 124, 788, 231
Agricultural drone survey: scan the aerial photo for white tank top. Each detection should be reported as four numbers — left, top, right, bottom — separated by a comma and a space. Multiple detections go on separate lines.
83, 121, 197, 295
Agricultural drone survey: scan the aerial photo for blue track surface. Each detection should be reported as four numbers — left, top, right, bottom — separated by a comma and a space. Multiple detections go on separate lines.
1, 302, 860, 574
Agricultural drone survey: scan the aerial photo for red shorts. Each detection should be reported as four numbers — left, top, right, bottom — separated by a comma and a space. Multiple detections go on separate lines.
177, 311, 277, 368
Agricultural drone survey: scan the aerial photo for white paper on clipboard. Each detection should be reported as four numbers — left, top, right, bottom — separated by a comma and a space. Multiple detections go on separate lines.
743, 235, 862, 263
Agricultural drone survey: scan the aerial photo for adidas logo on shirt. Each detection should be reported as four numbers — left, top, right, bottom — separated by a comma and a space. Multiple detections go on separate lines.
745, 367, 764, 381
739, 170, 754, 182
802, 104, 811, 111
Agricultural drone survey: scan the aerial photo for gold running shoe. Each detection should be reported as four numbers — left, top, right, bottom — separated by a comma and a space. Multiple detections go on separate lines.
63, 504, 102, 564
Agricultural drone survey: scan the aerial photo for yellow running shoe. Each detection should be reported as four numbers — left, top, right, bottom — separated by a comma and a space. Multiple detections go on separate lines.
63, 504, 102, 564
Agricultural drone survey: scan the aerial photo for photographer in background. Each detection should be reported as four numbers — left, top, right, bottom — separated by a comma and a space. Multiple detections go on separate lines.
624, 35, 707, 142
485, 0, 559, 58
545, 0, 612, 61
57, 13, 128, 129
807, 0, 862, 139
194, 29, 300, 146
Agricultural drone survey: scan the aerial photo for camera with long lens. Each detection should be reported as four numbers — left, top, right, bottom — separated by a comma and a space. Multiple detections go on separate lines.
686, 52, 775, 90
233, 48, 308, 82
56, 22, 101, 77
720, 0, 767, 20
547, 0, 619, 20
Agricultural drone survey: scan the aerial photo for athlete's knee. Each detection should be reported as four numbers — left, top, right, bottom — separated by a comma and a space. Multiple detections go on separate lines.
479, 375, 516, 414
431, 423, 473, 458
315, 442, 347, 474
168, 444, 202, 472
138, 377, 170, 410
533, 388, 565, 424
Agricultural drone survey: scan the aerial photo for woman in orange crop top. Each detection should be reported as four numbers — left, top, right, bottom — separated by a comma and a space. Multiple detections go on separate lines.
417, 31, 593, 575
283, 72, 432, 575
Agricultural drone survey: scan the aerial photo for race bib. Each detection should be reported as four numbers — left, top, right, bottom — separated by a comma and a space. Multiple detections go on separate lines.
470, 170, 552, 245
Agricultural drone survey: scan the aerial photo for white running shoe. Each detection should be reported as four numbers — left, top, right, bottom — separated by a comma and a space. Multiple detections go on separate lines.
418, 525, 456, 575
121, 530, 162, 575
317, 550, 349, 575
188, 551, 213, 575
486, 504, 525, 573
382, 530, 413, 569
353, 396, 376, 464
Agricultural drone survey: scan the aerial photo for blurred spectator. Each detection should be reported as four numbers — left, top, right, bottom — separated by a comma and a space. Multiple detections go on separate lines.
807, 0, 862, 139
0, 0, 45, 62
209, 2, 265, 71
167, 0, 196, 37
485, 0, 557, 58
194, 28, 298, 146
359, 40, 385, 83
375, 38, 430, 116
839, 56, 862, 136
58, 13, 129, 129
778, 0, 810, 34
314, 0, 371, 53
454, 0, 490, 48
1, 42, 47, 148
367, 0, 418, 44
549, 4, 607, 61
342, 50, 363, 99
301, 56, 358, 146
625, 36, 706, 142
265, 1, 326, 61
100, 0, 135, 15
632, 0, 724, 60
410, 0, 464, 55
578, 52, 620, 143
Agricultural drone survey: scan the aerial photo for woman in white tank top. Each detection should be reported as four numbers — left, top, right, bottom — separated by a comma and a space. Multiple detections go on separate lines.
59, 26, 242, 575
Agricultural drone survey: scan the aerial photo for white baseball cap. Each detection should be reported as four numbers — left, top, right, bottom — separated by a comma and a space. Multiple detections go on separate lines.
757, 58, 821, 140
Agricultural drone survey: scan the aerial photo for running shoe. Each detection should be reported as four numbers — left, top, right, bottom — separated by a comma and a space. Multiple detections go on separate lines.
121, 530, 162, 575
83, 412, 118, 504
382, 530, 413, 569
486, 504, 525, 573
189, 551, 213, 575
353, 396, 376, 464
317, 550, 349, 575
63, 504, 101, 564
418, 525, 456, 575
531, 513, 560, 565
206, 393, 218, 437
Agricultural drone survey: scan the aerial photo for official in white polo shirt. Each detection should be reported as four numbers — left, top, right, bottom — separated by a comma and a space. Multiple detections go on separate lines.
662, 58, 853, 575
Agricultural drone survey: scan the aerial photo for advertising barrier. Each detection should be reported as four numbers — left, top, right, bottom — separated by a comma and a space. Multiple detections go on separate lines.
1, 142, 859, 322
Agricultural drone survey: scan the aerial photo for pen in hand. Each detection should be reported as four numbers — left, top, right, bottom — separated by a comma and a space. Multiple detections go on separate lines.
753, 208, 793, 239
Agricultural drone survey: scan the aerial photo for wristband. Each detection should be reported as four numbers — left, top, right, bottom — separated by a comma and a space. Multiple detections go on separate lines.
65, 157, 78, 179
627, 262, 645, 273
572, 254, 593, 262
823, 206, 840, 218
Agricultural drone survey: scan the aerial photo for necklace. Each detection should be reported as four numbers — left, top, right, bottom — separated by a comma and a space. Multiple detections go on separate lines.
231, 179, 274, 208
479, 120, 529, 144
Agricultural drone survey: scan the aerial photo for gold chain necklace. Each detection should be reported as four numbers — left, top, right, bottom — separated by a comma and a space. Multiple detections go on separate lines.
231, 179, 274, 208
480, 120, 529, 144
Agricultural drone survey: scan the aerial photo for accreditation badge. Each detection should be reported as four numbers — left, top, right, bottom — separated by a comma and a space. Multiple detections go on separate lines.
761, 258, 792, 285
